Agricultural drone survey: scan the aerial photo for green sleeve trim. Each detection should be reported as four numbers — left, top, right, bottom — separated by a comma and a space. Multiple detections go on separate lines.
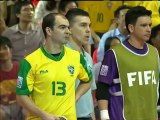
16, 59, 32, 95
80, 54, 93, 82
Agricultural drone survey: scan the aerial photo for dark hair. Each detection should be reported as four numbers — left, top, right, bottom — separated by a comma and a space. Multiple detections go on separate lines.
125, 6, 152, 33
0, 36, 12, 48
114, 5, 132, 18
148, 24, 160, 45
58, 1, 78, 12
14, 1, 34, 14
42, 13, 65, 38
104, 37, 120, 52
46, 1, 57, 11
65, 8, 89, 26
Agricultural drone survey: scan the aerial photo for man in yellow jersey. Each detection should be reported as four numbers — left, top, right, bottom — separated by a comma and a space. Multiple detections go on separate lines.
16, 13, 92, 120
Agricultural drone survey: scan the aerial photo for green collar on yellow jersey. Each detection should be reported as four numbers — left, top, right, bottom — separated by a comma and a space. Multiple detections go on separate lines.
41, 46, 65, 61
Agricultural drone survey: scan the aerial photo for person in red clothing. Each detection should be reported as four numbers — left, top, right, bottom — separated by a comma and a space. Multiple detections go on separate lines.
0, 36, 23, 120
32, 0, 40, 7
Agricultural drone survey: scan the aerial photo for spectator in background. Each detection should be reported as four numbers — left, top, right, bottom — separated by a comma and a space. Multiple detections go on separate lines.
34, 0, 60, 24
0, 36, 23, 120
2, 1, 44, 61
66, 8, 97, 120
32, 0, 39, 7
0, 1, 18, 27
97, 5, 131, 62
92, 37, 120, 64
148, 24, 160, 55
0, 5, 7, 35
58, 1, 78, 15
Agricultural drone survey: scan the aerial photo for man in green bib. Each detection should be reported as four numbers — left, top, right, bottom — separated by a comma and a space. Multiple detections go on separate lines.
96, 6, 159, 120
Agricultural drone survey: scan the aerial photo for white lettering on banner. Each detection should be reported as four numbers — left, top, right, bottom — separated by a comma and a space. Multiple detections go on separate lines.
127, 70, 157, 87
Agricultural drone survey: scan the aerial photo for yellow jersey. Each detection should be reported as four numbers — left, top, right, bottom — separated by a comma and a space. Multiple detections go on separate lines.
16, 46, 92, 120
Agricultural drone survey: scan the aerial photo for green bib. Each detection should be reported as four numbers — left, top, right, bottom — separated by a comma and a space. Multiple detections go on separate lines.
112, 43, 159, 120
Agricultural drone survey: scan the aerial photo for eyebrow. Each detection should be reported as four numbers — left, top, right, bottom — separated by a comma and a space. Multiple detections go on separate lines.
58, 24, 69, 28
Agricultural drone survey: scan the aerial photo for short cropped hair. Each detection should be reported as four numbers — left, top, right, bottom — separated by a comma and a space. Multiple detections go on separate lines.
125, 6, 152, 33
58, 1, 78, 13
65, 8, 89, 26
114, 5, 132, 18
42, 13, 66, 38
14, 1, 34, 14
0, 36, 12, 48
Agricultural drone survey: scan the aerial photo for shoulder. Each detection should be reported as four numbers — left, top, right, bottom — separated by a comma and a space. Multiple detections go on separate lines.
64, 46, 80, 55
2, 24, 18, 35
101, 28, 116, 41
147, 43, 159, 54
25, 48, 41, 62
102, 29, 116, 37
103, 49, 116, 61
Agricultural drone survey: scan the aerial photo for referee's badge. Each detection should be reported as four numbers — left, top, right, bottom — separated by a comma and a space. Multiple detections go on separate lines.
68, 65, 74, 75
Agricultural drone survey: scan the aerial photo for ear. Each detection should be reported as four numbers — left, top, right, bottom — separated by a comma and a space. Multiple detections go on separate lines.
45, 27, 52, 36
128, 24, 134, 33
16, 13, 20, 18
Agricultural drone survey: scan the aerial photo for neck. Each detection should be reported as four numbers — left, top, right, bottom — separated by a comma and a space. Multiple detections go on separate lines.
19, 21, 31, 33
44, 38, 63, 54
128, 36, 144, 49
70, 37, 82, 52
118, 26, 128, 36
1, 60, 13, 72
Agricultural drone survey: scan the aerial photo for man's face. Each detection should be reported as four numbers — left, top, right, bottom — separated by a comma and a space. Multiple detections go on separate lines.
70, 16, 91, 46
0, 45, 12, 61
117, 9, 129, 32
17, 4, 34, 23
65, 2, 77, 14
51, 15, 71, 45
131, 16, 152, 42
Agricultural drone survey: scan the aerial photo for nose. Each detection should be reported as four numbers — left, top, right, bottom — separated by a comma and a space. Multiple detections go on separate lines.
147, 25, 151, 32
86, 26, 91, 33
66, 28, 71, 35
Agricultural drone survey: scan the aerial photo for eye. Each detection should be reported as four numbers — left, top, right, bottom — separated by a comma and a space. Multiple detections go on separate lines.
80, 23, 87, 27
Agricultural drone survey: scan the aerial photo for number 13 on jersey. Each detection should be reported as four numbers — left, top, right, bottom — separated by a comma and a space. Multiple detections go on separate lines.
52, 81, 66, 96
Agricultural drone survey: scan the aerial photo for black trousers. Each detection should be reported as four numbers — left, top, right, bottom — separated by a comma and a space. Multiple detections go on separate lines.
77, 117, 92, 120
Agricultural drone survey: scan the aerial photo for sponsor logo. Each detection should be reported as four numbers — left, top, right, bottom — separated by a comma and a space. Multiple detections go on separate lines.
40, 70, 48, 74
68, 65, 74, 76
17, 76, 23, 88
100, 65, 108, 76
127, 70, 157, 87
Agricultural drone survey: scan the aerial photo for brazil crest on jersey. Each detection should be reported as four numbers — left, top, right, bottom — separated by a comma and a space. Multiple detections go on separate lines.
112, 43, 159, 120
16, 46, 92, 120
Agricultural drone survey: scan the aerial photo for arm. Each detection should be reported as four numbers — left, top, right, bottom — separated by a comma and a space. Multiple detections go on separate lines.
96, 83, 110, 120
16, 95, 59, 120
34, 1, 46, 24
75, 80, 92, 101
76, 54, 93, 101
97, 33, 108, 62
91, 29, 100, 49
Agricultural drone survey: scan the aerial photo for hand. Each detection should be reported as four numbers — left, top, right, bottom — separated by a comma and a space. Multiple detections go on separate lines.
42, 113, 60, 120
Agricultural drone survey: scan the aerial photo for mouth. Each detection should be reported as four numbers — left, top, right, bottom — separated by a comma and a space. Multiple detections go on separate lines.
85, 36, 90, 40
145, 34, 151, 38
65, 36, 70, 40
